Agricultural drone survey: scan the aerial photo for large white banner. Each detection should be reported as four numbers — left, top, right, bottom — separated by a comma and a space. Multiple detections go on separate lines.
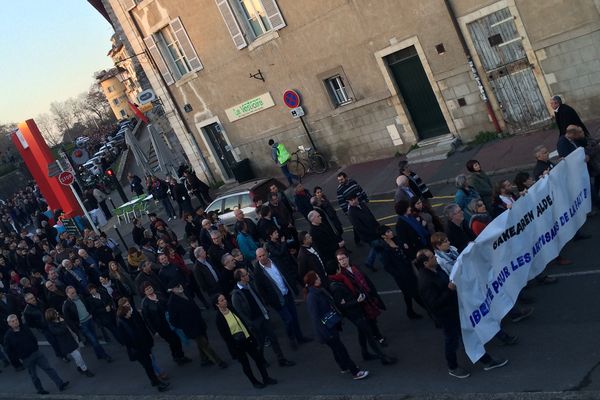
450, 148, 591, 362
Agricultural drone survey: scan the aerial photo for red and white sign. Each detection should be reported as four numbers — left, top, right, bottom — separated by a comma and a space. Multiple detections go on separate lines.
58, 171, 75, 186
283, 90, 301, 108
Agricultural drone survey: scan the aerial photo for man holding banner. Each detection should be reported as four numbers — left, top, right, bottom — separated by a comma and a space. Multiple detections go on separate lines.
416, 249, 508, 378
450, 148, 592, 364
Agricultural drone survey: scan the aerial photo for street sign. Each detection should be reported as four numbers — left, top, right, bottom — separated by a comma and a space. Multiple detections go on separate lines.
290, 106, 305, 119
137, 89, 156, 105
283, 90, 301, 108
58, 171, 74, 186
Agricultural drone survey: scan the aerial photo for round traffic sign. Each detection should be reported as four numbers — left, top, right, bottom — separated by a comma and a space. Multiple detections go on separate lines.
283, 90, 300, 108
58, 171, 75, 186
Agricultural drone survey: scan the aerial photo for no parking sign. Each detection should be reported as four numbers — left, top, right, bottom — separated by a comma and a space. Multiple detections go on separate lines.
283, 90, 301, 108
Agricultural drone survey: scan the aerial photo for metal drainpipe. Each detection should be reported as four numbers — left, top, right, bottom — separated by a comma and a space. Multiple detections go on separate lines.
444, 0, 503, 133
127, 12, 217, 185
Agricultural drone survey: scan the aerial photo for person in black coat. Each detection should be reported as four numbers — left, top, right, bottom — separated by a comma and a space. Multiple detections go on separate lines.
167, 282, 227, 368
132, 219, 145, 247
4, 314, 69, 394
254, 248, 312, 349
297, 231, 328, 286
395, 200, 429, 261
376, 226, 426, 320
264, 226, 298, 291
326, 259, 395, 365
415, 249, 508, 378
116, 304, 170, 392
444, 204, 476, 253
45, 308, 94, 377
169, 177, 193, 219
551, 95, 589, 137
347, 193, 380, 271
85, 284, 122, 344
304, 272, 369, 380
140, 283, 191, 365
128, 173, 145, 196
213, 294, 277, 389
308, 210, 345, 266
22, 293, 64, 360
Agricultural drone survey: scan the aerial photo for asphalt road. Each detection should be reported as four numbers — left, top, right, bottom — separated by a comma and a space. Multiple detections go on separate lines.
3, 179, 600, 399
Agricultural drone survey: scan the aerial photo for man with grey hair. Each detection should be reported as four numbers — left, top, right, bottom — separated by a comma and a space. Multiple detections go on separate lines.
208, 229, 233, 269
308, 210, 344, 265
444, 204, 476, 253
550, 95, 589, 137
394, 175, 415, 204
4, 314, 69, 394
193, 246, 221, 297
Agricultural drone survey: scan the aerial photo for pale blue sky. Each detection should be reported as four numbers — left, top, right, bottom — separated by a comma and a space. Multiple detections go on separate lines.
0, 1, 114, 124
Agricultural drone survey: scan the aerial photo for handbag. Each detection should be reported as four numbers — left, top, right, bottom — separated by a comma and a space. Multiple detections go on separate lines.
321, 309, 342, 330
230, 313, 248, 345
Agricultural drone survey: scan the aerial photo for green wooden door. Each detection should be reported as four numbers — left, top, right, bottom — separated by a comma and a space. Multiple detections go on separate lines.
388, 48, 449, 140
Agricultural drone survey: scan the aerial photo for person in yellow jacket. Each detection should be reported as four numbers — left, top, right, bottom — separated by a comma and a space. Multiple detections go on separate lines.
268, 139, 300, 186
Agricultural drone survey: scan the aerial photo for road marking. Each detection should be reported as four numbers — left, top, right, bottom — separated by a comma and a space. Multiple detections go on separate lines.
377, 269, 600, 296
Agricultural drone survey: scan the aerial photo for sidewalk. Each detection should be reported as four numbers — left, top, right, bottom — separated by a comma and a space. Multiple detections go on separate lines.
299, 118, 600, 199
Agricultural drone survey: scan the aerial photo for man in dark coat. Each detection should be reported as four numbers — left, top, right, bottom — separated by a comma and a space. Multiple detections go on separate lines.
308, 210, 344, 266
253, 248, 311, 350
415, 249, 508, 378
444, 204, 476, 254
230, 268, 295, 367
4, 314, 69, 394
551, 95, 589, 137
347, 192, 380, 271
192, 246, 222, 298
167, 282, 226, 367
297, 231, 328, 286
127, 173, 145, 196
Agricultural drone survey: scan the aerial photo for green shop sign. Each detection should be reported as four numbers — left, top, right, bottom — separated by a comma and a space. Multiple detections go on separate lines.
225, 92, 275, 122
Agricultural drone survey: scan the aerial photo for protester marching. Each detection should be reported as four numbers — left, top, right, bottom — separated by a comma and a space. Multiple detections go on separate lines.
0, 105, 597, 396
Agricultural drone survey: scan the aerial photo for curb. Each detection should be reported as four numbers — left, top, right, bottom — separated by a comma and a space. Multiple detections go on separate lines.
0, 391, 595, 400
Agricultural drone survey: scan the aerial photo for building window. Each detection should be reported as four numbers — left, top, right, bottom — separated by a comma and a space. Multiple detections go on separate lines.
113, 98, 120, 106
155, 26, 191, 80
325, 75, 352, 106
107, 86, 114, 93
216, 0, 286, 49
119, 109, 127, 117
144, 18, 203, 86
237, 0, 272, 37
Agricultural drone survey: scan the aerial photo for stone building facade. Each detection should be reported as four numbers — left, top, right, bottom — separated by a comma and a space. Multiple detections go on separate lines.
93, 0, 600, 183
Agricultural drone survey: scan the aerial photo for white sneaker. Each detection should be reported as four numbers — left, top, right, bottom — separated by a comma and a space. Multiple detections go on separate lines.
168, 217, 172, 221
352, 370, 369, 380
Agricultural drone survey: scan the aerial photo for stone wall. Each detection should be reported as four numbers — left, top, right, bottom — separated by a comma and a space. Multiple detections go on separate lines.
537, 29, 600, 120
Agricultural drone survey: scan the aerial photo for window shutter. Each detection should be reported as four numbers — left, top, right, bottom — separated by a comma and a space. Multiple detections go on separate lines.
143, 35, 175, 86
262, 0, 286, 30
215, 0, 247, 49
169, 18, 203, 72
120, 0, 136, 11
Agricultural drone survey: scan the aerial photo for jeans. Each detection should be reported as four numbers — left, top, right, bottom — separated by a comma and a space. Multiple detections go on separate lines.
325, 334, 359, 374
79, 319, 110, 360
157, 326, 185, 360
365, 239, 380, 268
352, 317, 385, 357
161, 197, 176, 218
23, 351, 64, 392
277, 292, 305, 342
137, 352, 160, 386
280, 164, 300, 186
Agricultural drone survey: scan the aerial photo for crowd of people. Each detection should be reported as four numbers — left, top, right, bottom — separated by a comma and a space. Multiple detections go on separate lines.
0, 95, 596, 394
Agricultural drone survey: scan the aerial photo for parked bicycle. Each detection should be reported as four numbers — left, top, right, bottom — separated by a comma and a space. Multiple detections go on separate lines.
288, 145, 328, 178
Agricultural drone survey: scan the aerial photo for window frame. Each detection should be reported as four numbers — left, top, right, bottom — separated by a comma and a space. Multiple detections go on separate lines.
154, 26, 191, 81
325, 75, 352, 107
318, 66, 355, 109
